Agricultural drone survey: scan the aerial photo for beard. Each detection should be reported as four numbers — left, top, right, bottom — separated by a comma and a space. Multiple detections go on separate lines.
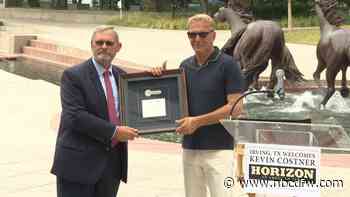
95, 52, 115, 67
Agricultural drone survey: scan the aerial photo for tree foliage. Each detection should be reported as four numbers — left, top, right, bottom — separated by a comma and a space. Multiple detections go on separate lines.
250, 0, 349, 19
143, 0, 174, 11
28, 0, 40, 7
51, 0, 68, 9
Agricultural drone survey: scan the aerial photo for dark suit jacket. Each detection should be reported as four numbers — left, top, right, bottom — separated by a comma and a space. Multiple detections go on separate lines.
51, 58, 128, 184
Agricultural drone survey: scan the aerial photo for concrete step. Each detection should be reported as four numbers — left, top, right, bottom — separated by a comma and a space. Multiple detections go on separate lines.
0, 52, 20, 60
26, 39, 150, 73
21, 54, 72, 69
23, 46, 84, 65
29, 39, 57, 52
29, 39, 90, 58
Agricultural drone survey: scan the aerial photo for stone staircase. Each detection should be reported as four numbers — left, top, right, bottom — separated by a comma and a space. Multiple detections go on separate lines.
21, 39, 148, 73
0, 52, 18, 60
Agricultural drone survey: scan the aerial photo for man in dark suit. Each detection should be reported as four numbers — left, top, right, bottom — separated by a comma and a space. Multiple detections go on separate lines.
51, 26, 139, 197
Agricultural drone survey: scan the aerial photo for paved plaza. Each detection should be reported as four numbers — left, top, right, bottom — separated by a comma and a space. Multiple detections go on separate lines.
0, 19, 349, 197
2, 19, 321, 79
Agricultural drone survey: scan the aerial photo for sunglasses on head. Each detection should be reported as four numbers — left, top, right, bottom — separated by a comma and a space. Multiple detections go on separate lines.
95, 40, 115, 46
187, 30, 213, 39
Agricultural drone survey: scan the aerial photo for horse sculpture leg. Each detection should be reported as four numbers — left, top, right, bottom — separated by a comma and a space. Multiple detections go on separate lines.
321, 66, 340, 107
313, 44, 327, 84
242, 62, 269, 91
251, 61, 269, 90
242, 69, 255, 91
340, 66, 349, 97
267, 66, 279, 90
264, 66, 278, 98
313, 62, 327, 81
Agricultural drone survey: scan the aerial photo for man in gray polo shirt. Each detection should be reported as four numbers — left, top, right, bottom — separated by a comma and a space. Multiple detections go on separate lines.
151, 14, 244, 197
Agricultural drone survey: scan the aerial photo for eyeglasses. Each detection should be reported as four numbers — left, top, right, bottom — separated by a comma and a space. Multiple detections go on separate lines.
95, 40, 115, 46
187, 30, 213, 39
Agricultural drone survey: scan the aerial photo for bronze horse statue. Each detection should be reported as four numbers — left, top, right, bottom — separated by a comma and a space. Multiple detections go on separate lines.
214, 6, 304, 91
313, 0, 350, 107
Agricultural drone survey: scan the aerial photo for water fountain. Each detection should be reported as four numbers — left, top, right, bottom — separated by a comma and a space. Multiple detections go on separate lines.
216, 2, 350, 195
213, 1, 350, 144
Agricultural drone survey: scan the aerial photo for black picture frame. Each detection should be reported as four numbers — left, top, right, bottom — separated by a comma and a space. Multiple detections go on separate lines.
119, 69, 188, 134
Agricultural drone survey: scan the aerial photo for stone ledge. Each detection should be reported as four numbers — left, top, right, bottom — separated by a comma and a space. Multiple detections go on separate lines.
23, 46, 84, 65
30, 39, 57, 52
27, 39, 150, 72
0, 8, 115, 24
30, 39, 90, 57
0, 52, 19, 60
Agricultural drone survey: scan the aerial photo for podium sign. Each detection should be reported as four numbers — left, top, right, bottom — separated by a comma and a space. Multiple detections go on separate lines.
220, 119, 350, 197
119, 69, 188, 134
244, 143, 321, 196
220, 119, 350, 149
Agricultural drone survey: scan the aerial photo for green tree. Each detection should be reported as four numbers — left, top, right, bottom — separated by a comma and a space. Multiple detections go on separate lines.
28, 0, 40, 7
51, 0, 68, 9
250, 0, 314, 19
340, 0, 350, 6
143, 0, 173, 11
72, 0, 84, 9
200, 0, 208, 13
6, 0, 23, 7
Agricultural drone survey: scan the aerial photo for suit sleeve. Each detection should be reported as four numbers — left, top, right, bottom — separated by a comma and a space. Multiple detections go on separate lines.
60, 69, 115, 146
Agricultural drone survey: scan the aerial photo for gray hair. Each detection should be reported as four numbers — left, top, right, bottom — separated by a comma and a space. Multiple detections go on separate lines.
91, 25, 119, 43
187, 14, 215, 30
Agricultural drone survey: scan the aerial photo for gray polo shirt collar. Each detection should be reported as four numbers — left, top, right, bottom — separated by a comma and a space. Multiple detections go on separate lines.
189, 46, 221, 70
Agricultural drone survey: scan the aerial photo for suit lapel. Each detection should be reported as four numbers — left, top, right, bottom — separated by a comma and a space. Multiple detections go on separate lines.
112, 66, 121, 115
111, 66, 121, 87
87, 59, 108, 116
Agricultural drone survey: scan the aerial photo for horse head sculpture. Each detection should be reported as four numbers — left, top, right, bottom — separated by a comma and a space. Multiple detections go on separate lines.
313, 0, 350, 107
214, 6, 304, 91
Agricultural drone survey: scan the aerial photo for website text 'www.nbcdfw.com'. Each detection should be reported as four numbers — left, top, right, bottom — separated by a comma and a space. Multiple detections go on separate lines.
224, 177, 344, 189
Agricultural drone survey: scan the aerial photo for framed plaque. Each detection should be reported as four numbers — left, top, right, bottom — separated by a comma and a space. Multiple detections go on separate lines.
119, 69, 188, 134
